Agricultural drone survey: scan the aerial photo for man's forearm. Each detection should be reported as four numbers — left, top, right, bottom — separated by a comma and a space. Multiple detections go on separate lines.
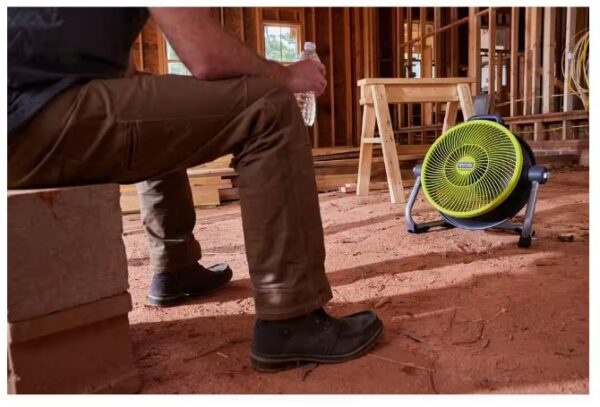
149, 8, 289, 85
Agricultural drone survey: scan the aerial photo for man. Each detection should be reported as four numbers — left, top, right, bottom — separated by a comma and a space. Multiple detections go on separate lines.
8, 7, 383, 371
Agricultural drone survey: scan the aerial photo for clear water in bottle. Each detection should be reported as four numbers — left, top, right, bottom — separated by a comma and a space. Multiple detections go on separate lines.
295, 42, 320, 126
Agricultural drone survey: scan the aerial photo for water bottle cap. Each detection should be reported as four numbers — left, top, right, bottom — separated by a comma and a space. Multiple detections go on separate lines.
304, 42, 316, 52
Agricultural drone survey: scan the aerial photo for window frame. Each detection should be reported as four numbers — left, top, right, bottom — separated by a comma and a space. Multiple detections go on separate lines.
261, 21, 303, 65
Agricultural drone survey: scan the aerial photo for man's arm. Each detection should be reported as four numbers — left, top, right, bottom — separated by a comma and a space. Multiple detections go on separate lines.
149, 7, 326, 96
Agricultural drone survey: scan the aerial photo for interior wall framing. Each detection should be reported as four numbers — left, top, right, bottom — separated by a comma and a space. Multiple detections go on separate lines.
138, 6, 588, 148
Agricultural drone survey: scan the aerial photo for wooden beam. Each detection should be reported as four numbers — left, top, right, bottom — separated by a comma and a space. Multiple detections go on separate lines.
255, 7, 264, 56
563, 7, 577, 113
240, 8, 246, 42
562, 7, 577, 140
406, 8, 414, 132
434, 8, 442, 123
327, 8, 336, 146
420, 7, 427, 133
523, 7, 532, 115
395, 8, 405, 128
530, 7, 543, 114
315, 8, 333, 147
371, 8, 378, 76
488, 8, 496, 111
542, 7, 557, 114
343, 8, 353, 146
469, 7, 482, 95
434, 8, 441, 78
450, 8, 459, 77
533, 121, 543, 141
363, 8, 372, 77
510, 7, 519, 116
422, 46, 433, 125
420, 7, 427, 45
310, 7, 319, 147
352, 8, 364, 146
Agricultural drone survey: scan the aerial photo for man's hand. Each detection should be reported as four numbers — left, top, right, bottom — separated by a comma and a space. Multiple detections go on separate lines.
283, 60, 327, 96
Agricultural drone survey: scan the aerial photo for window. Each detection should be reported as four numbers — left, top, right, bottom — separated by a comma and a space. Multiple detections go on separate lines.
263, 23, 300, 63
164, 40, 191, 76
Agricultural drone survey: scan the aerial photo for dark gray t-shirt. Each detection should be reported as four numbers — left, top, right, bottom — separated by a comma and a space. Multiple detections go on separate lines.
8, 7, 149, 137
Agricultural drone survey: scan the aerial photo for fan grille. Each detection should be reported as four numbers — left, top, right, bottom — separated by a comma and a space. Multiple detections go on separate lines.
421, 120, 523, 218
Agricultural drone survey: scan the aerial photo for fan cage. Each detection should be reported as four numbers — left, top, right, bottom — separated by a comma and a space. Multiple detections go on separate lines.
421, 120, 524, 219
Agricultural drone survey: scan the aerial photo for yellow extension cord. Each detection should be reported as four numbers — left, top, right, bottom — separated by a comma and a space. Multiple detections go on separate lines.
563, 30, 589, 111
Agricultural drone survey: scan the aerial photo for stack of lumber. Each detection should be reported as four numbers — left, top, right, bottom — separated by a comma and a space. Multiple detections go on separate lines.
119, 155, 237, 214
312, 144, 430, 193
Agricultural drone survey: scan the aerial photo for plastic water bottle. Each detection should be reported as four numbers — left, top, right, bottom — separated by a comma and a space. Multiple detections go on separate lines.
295, 42, 320, 126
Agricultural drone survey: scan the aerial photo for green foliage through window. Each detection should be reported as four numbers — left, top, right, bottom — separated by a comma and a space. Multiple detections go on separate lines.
264, 24, 299, 63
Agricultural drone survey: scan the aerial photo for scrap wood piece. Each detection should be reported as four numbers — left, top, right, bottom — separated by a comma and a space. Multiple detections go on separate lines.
368, 353, 434, 373
399, 328, 430, 344
428, 358, 439, 394
340, 181, 389, 194
187, 167, 237, 178
181, 337, 247, 362
492, 307, 508, 320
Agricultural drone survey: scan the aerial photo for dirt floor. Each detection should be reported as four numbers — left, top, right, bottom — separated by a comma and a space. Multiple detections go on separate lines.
123, 168, 589, 394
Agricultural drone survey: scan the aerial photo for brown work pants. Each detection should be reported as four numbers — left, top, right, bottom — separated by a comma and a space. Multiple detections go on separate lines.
7, 74, 333, 320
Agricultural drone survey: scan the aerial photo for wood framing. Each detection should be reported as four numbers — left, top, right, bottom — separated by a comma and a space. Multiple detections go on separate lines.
562, 7, 577, 140
488, 8, 496, 111
523, 7, 532, 115
542, 7, 556, 113
530, 7, 543, 114
450, 8, 459, 77
468, 8, 482, 95
510, 7, 519, 117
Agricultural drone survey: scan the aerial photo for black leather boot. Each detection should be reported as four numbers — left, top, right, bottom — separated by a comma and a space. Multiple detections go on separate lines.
147, 262, 232, 306
251, 308, 383, 371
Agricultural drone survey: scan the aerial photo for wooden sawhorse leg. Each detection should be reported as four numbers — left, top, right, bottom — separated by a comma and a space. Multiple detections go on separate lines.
356, 104, 376, 197
356, 85, 405, 204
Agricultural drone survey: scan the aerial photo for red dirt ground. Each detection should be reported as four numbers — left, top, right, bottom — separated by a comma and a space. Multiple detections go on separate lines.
123, 168, 589, 394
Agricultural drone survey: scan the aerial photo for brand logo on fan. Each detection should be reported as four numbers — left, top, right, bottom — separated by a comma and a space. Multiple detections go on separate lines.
457, 162, 474, 169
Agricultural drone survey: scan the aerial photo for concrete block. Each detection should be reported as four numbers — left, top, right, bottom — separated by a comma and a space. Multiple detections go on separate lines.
8, 312, 140, 394
8, 184, 129, 322
8, 292, 132, 344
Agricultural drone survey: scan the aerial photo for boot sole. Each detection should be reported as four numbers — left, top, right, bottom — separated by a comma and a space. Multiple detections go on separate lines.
146, 267, 232, 307
250, 320, 384, 372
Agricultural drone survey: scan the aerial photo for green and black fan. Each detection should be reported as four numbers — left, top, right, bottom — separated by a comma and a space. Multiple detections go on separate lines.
405, 115, 550, 247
